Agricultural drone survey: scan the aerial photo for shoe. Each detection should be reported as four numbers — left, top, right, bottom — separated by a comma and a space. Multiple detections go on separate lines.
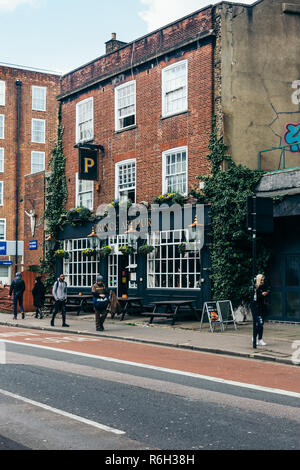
50, 321, 54, 327
62, 323, 69, 327
22, 313, 25, 319
96, 326, 104, 331
258, 339, 267, 346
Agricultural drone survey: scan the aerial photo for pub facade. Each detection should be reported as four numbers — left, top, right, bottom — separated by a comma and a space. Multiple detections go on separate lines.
56, 7, 214, 309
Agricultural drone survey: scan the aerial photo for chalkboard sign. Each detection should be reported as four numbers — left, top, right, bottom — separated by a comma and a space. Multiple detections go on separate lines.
200, 300, 237, 332
217, 300, 237, 330
200, 301, 224, 332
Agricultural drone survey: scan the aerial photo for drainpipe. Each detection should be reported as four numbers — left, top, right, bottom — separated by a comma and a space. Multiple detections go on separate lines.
15, 80, 22, 273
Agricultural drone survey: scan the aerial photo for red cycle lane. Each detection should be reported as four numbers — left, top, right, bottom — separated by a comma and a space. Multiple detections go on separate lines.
0, 325, 299, 394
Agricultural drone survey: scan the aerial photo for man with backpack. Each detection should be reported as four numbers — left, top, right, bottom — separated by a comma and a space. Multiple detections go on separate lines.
9, 272, 26, 320
51, 274, 69, 327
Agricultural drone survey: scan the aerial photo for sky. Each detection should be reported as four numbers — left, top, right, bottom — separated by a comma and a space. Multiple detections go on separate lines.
0, 0, 254, 75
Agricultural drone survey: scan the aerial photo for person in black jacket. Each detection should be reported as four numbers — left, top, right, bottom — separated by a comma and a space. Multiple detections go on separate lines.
252, 274, 270, 348
32, 276, 45, 319
9, 272, 26, 319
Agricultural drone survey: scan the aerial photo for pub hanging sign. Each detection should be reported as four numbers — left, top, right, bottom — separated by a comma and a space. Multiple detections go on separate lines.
78, 146, 100, 181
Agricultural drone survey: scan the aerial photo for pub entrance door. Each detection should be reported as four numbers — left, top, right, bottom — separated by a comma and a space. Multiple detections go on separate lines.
269, 253, 300, 322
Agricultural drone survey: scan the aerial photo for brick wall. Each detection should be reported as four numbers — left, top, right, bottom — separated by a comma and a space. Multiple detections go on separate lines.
0, 65, 60, 272
60, 9, 214, 210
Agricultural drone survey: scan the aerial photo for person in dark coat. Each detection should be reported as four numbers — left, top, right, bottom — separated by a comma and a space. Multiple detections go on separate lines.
252, 273, 270, 348
9, 272, 26, 320
32, 276, 45, 319
92, 275, 109, 331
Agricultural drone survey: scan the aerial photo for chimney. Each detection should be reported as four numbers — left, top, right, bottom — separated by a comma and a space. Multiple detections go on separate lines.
105, 33, 127, 54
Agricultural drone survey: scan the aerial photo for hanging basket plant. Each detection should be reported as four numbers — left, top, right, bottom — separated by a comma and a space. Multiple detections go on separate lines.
153, 192, 187, 206
82, 248, 98, 258
55, 249, 69, 259
119, 245, 135, 256
178, 243, 187, 255
66, 207, 94, 226
138, 244, 155, 255
99, 245, 113, 257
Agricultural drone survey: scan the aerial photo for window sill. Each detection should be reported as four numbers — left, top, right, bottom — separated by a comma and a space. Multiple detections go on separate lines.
160, 110, 189, 121
114, 124, 137, 134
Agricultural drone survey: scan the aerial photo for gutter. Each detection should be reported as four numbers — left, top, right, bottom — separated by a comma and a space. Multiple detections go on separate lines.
15, 80, 22, 272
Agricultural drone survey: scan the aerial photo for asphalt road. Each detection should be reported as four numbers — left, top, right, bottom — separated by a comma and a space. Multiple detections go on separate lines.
0, 335, 299, 451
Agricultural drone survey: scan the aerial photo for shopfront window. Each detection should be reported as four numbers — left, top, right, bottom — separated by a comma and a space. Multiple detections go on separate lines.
147, 229, 201, 289
63, 238, 98, 288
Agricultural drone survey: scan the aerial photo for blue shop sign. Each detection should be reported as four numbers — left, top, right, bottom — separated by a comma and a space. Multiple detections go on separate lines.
29, 240, 38, 250
0, 241, 7, 255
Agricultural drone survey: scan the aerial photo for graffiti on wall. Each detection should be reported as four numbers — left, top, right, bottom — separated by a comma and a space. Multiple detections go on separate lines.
284, 122, 300, 152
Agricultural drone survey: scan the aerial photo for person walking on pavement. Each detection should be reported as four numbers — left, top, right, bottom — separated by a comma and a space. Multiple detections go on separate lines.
9, 272, 26, 320
32, 275, 45, 319
51, 274, 69, 327
252, 273, 269, 348
92, 275, 109, 331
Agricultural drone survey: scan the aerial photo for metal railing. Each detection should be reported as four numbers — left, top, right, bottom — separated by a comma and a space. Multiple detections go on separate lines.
258, 144, 300, 173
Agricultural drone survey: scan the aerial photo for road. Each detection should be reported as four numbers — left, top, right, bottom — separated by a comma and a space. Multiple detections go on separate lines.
0, 325, 299, 451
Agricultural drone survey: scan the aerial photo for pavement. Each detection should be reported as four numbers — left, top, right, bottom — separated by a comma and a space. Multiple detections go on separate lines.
0, 311, 299, 366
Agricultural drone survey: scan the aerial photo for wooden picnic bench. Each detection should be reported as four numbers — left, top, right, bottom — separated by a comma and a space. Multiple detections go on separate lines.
140, 299, 200, 325
44, 294, 93, 316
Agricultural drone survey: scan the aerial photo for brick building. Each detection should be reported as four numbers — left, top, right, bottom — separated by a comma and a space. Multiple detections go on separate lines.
57, 7, 214, 308
0, 64, 60, 284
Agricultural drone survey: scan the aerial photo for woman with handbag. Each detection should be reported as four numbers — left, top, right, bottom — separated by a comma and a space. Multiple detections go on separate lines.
92, 275, 109, 331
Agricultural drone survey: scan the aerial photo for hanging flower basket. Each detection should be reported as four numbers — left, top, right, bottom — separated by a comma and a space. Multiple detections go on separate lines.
55, 249, 69, 259
99, 245, 113, 257
119, 245, 135, 256
138, 244, 155, 255
153, 192, 187, 206
178, 243, 187, 255
82, 248, 97, 258
66, 207, 94, 226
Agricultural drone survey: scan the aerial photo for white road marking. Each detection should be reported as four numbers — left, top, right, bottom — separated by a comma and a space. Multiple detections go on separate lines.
2, 339, 300, 400
0, 387, 125, 435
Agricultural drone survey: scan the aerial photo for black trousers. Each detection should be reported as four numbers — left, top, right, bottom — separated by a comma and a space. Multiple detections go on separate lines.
52, 300, 67, 324
250, 301, 264, 346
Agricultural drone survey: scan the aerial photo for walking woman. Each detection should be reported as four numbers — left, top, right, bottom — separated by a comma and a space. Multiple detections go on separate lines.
92, 275, 109, 331
253, 274, 269, 348
32, 276, 45, 319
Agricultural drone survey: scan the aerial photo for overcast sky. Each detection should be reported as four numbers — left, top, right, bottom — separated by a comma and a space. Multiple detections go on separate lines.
0, 0, 254, 74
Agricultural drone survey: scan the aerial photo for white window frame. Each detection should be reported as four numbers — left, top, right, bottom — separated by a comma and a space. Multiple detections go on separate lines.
76, 97, 94, 143
0, 218, 6, 240
31, 151, 45, 174
0, 115, 4, 139
162, 60, 188, 118
32, 86, 47, 111
0, 181, 3, 206
75, 172, 94, 210
147, 229, 201, 289
32, 118, 45, 143
115, 158, 136, 203
63, 238, 98, 288
0, 81, 5, 107
115, 80, 136, 131
162, 146, 188, 195
0, 148, 4, 173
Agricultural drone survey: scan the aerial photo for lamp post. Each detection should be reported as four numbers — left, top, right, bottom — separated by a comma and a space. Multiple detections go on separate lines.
188, 215, 204, 246
125, 222, 138, 248
87, 226, 100, 251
